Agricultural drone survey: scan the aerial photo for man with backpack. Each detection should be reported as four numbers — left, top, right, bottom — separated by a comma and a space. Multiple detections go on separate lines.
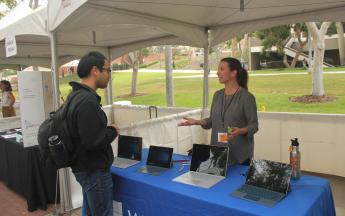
68, 51, 118, 216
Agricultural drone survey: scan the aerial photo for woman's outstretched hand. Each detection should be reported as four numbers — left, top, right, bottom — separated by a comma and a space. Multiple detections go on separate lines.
178, 117, 197, 126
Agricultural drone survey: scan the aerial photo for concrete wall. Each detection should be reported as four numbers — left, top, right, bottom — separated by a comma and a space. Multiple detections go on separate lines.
255, 112, 345, 177
102, 104, 193, 127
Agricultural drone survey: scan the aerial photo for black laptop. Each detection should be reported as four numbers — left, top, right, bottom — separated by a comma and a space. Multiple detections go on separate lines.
231, 159, 292, 207
113, 135, 142, 168
137, 145, 173, 176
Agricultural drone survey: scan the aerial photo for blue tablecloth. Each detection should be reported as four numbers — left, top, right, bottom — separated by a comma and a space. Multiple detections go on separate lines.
87, 149, 336, 216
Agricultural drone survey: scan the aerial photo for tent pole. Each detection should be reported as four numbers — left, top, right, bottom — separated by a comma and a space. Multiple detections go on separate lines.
50, 31, 73, 214
50, 31, 59, 109
107, 48, 114, 124
203, 35, 210, 109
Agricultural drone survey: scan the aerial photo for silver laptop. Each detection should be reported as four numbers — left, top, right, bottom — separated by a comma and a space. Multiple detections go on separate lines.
231, 159, 292, 207
137, 145, 173, 176
113, 135, 142, 169
173, 144, 229, 189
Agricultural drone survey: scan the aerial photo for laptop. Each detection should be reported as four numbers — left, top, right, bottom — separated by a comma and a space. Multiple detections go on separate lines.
231, 159, 292, 207
137, 145, 173, 176
113, 135, 142, 169
173, 144, 229, 189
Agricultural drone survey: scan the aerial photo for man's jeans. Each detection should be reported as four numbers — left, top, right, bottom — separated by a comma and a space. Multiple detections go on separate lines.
74, 170, 113, 216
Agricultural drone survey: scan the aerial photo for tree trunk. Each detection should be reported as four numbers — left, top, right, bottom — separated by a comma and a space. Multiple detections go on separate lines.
130, 60, 139, 96
283, 55, 291, 68
231, 38, 237, 58
285, 29, 307, 69
165, 45, 174, 107
290, 49, 302, 68
336, 22, 345, 66
306, 22, 332, 96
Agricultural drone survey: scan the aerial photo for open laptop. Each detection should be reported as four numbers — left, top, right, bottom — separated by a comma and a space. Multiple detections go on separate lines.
113, 135, 142, 169
231, 159, 292, 207
173, 144, 229, 189
137, 145, 173, 176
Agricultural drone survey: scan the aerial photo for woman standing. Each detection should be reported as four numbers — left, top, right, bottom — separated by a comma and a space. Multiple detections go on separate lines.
179, 58, 258, 165
0, 80, 16, 118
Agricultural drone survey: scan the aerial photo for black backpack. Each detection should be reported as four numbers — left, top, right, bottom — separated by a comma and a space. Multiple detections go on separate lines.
37, 90, 82, 169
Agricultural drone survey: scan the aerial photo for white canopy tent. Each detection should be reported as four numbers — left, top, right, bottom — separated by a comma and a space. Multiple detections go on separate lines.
0, 2, 194, 105
0, 3, 100, 70
47, 0, 345, 110
48, 0, 345, 46
2, 0, 345, 109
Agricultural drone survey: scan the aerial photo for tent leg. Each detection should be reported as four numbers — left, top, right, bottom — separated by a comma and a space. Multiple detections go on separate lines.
203, 45, 209, 110
107, 48, 114, 124
50, 31, 73, 213
50, 32, 59, 109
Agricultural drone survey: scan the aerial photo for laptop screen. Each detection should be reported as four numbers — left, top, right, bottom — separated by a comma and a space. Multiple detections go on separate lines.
246, 159, 292, 194
147, 146, 173, 168
118, 135, 142, 161
190, 144, 229, 177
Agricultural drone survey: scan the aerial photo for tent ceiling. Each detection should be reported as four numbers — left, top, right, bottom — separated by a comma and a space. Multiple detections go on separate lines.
90, 0, 345, 25
2, 0, 345, 69
48, 0, 345, 47
0, 3, 189, 68
58, 24, 171, 47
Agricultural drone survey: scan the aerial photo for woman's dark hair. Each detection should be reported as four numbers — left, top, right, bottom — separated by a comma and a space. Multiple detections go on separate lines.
221, 57, 248, 89
0, 80, 12, 91
77, 51, 107, 78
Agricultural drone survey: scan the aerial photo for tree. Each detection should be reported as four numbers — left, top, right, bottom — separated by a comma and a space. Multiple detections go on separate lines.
226, 35, 244, 59
306, 22, 332, 96
165, 45, 174, 106
121, 48, 149, 96
240, 33, 250, 64
0, 0, 17, 18
283, 23, 308, 69
254, 25, 291, 56
335, 22, 345, 66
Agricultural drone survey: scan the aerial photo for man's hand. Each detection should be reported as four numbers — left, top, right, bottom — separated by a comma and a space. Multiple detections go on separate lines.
111, 124, 120, 133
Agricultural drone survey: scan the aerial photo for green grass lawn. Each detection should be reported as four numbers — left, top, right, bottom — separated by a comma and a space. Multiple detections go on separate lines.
33, 69, 345, 114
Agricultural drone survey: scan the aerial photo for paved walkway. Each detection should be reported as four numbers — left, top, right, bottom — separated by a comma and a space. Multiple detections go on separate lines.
115, 69, 345, 79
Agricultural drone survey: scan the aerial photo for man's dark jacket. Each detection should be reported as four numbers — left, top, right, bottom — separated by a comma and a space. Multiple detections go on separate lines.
67, 81, 117, 173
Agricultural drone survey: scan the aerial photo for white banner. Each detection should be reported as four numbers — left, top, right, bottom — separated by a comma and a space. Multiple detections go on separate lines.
17, 71, 46, 147
5, 36, 17, 57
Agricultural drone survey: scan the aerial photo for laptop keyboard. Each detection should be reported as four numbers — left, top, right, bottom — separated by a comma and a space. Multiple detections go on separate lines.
145, 166, 167, 173
113, 157, 139, 168
238, 184, 283, 201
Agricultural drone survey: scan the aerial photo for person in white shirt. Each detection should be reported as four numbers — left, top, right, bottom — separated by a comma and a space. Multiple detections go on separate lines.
0, 80, 16, 118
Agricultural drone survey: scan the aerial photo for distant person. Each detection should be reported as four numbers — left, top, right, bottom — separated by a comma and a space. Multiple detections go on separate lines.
179, 58, 258, 166
0, 80, 16, 118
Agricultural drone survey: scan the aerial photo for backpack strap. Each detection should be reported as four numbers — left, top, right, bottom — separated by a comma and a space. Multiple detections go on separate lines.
62, 90, 84, 117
